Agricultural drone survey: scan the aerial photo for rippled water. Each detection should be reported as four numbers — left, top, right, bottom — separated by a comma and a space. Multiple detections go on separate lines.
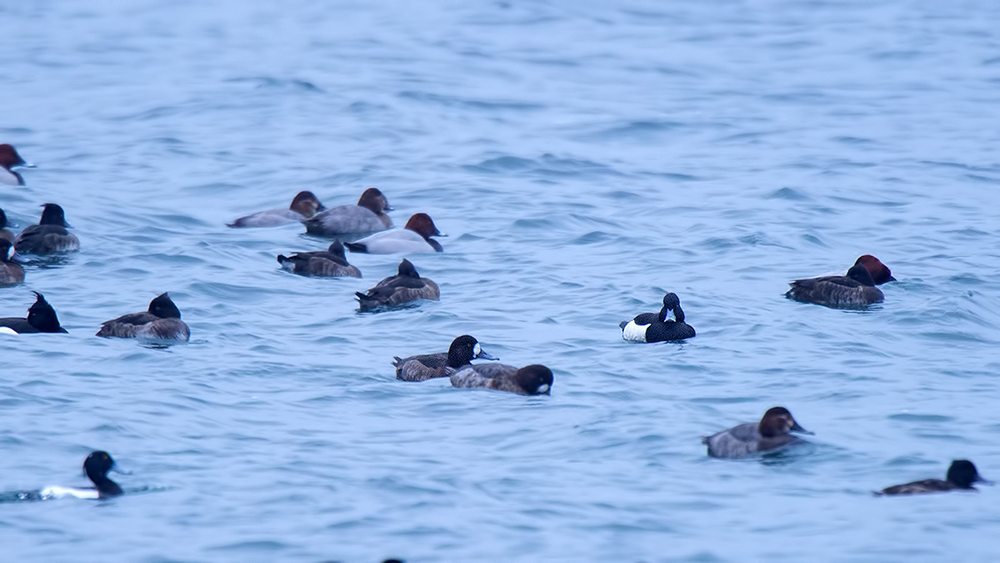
3, 0, 1000, 561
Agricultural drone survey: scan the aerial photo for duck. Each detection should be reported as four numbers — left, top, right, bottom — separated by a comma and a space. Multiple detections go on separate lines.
355, 258, 439, 311
785, 256, 893, 308
393, 335, 499, 382
620, 292, 695, 342
344, 213, 443, 254
0, 144, 32, 186
227, 191, 326, 227
41, 451, 125, 499
0, 292, 67, 334
702, 407, 812, 458
0, 208, 15, 243
304, 187, 393, 237
96, 293, 190, 341
277, 241, 362, 278
13, 203, 80, 255
876, 460, 992, 496
0, 239, 25, 287
450, 363, 553, 395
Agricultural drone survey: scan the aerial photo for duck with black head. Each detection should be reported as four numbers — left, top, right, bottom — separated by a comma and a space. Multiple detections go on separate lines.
393, 335, 499, 382
277, 241, 362, 278
96, 293, 190, 341
355, 258, 439, 311
702, 407, 813, 458
227, 190, 326, 227
14, 203, 80, 255
40, 451, 126, 500
0, 144, 33, 186
0, 239, 25, 287
450, 363, 554, 395
0, 208, 15, 243
0, 292, 67, 334
305, 187, 393, 237
785, 255, 893, 308
876, 460, 992, 496
620, 292, 695, 342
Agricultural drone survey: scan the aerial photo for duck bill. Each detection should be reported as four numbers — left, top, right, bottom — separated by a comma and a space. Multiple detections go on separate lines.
316, 203, 327, 212
976, 476, 994, 486
110, 462, 133, 476
886, 275, 897, 282
476, 349, 499, 361
791, 422, 813, 435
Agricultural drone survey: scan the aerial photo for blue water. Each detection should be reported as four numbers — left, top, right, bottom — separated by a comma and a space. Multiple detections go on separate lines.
3, 0, 1000, 561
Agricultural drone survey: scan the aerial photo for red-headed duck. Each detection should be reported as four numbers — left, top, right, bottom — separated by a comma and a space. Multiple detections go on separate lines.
14, 203, 80, 255
344, 213, 443, 254
0, 292, 67, 334
227, 191, 325, 227
355, 258, 439, 311
96, 293, 190, 342
702, 407, 812, 458
785, 255, 894, 308
876, 460, 992, 496
450, 363, 553, 395
305, 188, 393, 237
0, 144, 32, 186
620, 292, 695, 342
393, 335, 498, 382
277, 241, 362, 278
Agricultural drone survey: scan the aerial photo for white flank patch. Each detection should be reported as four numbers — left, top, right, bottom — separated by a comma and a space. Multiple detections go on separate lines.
0, 327, 18, 335
621, 321, 649, 342
0, 167, 21, 186
40, 486, 99, 500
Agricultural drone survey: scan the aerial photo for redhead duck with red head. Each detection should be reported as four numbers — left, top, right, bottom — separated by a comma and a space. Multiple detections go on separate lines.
227, 191, 326, 227
344, 213, 443, 254
305, 187, 393, 237
703, 406, 812, 458
785, 255, 894, 309
0, 144, 33, 186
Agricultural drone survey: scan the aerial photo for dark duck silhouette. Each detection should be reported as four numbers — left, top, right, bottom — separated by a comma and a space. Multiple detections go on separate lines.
620, 292, 695, 342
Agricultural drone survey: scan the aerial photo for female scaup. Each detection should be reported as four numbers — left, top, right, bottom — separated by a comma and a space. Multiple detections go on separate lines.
227, 191, 326, 227
355, 258, 439, 311
41, 451, 125, 500
344, 213, 444, 254
703, 407, 812, 458
0, 144, 32, 186
0, 208, 15, 243
620, 292, 695, 342
96, 293, 190, 341
305, 187, 393, 237
277, 241, 362, 278
393, 335, 498, 382
876, 460, 992, 496
450, 363, 553, 395
785, 255, 893, 308
14, 203, 80, 255
0, 292, 67, 334
0, 239, 25, 287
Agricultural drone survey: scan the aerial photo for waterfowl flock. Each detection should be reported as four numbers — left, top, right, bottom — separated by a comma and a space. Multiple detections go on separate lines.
0, 141, 989, 507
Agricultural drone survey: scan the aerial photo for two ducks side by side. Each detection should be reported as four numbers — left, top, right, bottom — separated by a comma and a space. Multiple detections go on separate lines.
786, 255, 894, 309
355, 259, 439, 311
620, 292, 695, 342
227, 191, 325, 228
96, 293, 190, 342
278, 241, 362, 278
393, 335, 498, 382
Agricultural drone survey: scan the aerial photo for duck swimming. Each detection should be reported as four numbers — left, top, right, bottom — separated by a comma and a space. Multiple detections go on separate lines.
785, 256, 893, 308
355, 258, 439, 311
702, 407, 812, 458
620, 292, 695, 342
344, 213, 443, 254
0, 239, 24, 287
41, 451, 125, 499
96, 293, 190, 341
0, 292, 67, 334
227, 190, 326, 227
0, 144, 32, 186
14, 203, 80, 255
0, 208, 14, 243
305, 187, 393, 237
450, 363, 553, 395
393, 335, 498, 382
277, 241, 362, 278
876, 460, 992, 496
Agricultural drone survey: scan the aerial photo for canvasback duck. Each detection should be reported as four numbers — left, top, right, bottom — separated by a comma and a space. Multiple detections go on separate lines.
96, 293, 190, 341
0, 239, 25, 287
876, 460, 992, 496
344, 213, 443, 254
14, 203, 80, 255
0, 208, 14, 243
702, 407, 812, 458
393, 335, 498, 382
40, 451, 125, 500
450, 363, 553, 395
277, 241, 362, 278
355, 258, 439, 311
0, 292, 67, 334
0, 144, 32, 186
227, 191, 325, 227
620, 292, 695, 342
304, 188, 393, 237
785, 257, 890, 308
